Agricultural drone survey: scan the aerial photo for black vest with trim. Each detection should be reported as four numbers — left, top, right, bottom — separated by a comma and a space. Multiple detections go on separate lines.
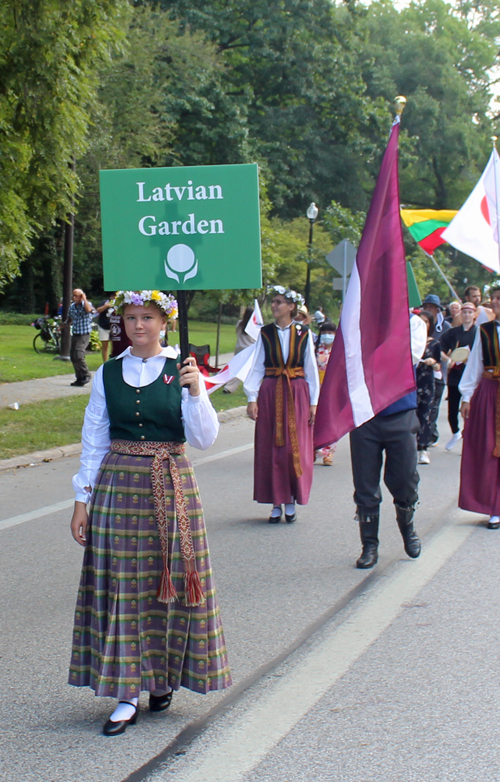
261, 323, 309, 369
480, 320, 500, 369
103, 357, 185, 442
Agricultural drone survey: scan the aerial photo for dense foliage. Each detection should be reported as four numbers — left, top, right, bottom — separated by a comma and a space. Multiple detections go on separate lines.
1, 0, 499, 317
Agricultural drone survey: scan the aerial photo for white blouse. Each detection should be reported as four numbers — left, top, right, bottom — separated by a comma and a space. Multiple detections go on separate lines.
459, 321, 500, 403
72, 347, 219, 504
243, 323, 320, 404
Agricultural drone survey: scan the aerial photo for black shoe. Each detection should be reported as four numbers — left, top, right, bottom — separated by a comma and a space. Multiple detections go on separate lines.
149, 690, 173, 712
395, 504, 421, 558
356, 512, 379, 569
268, 507, 282, 523
71, 379, 84, 386
102, 702, 138, 736
285, 513, 297, 523
487, 519, 500, 529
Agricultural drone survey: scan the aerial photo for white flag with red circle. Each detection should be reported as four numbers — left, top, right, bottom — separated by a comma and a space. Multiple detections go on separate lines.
442, 149, 500, 273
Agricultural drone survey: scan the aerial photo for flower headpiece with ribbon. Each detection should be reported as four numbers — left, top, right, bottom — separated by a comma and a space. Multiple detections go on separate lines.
111, 290, 178, 320
269, 285, 305, 307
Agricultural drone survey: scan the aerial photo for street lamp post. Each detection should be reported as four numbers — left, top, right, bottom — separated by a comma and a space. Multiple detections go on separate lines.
305, 202, 318, 309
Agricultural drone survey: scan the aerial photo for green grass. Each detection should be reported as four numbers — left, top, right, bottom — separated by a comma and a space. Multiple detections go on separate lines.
209, 385, 247, 412
0, 326, 103, 383
0, 395, 89, 458
0, 322, 237, 383
0, 384, 246, 459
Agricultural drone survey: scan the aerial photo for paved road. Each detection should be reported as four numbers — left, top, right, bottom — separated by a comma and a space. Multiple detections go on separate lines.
0, 409, 492, 782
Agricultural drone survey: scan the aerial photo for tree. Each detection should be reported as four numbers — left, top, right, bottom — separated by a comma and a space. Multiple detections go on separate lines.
0, 0, 129, 286
356, 0, 499, 210
159, 0, 389, 218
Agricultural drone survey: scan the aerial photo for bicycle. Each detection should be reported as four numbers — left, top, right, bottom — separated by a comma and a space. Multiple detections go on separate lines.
32, 317, 62, 354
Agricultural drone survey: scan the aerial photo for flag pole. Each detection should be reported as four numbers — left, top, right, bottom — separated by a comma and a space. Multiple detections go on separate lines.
492, 135, 500, 272
424, 250, 461, 301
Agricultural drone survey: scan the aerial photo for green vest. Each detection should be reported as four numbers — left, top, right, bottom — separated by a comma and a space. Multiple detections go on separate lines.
103, 357, 185, 443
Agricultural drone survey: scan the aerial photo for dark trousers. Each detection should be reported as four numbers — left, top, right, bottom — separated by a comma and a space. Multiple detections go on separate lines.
447, 385, 461, 434
70, 333, 91, 382
349, 409, 420, 516
429, 380, 445, 443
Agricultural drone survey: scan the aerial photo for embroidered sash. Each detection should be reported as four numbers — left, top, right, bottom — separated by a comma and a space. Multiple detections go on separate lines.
110, 439, 205, 607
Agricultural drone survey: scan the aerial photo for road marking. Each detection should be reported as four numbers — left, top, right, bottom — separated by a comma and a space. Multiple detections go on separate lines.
0, 499, 75, 531
190, 442, 253, 467
162, 511, 475, 782
0, 443, 254, 532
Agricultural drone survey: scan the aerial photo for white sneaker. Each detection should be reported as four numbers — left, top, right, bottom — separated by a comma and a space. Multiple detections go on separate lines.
445, 432, 462, 451
418, 450, 430, 464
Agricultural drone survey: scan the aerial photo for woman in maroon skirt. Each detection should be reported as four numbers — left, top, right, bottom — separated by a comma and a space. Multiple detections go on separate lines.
244, 286, 320, 523
69, 291, 231, 735
459, 286, 500, 529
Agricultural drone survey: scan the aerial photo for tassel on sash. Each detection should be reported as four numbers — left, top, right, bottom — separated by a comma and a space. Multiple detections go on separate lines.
110, 439, 205, 607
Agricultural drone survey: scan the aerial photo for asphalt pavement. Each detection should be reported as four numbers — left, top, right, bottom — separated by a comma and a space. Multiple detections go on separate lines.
0, 408, 496, 782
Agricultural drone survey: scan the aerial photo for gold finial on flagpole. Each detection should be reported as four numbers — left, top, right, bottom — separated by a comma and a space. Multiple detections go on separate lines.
394, 96, 407, 116
492, 136, 498, 148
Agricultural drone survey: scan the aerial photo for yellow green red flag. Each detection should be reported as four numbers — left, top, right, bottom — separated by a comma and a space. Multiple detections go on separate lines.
400, 209, 457, 255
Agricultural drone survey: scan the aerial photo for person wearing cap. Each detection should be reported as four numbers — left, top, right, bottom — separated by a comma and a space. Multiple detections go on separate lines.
459, 286, 500, 529
420, 294, 450, 445
295, 305, 313, 327
439, 302, 477, 450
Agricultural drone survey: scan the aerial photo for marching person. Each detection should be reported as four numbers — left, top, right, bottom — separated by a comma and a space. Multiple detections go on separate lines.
350, 312, 427, 568
314, 320, 337, 466
420, 294, 450, 445
68, 290, 231, 736
459, 287, 500, 529
439, 301, 477, 451
244, 286, 320, 523
416, 311, 441, 465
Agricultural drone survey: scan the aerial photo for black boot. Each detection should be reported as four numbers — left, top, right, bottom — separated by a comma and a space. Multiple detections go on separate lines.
395, 504, 421, 558
356, 513, 379, 569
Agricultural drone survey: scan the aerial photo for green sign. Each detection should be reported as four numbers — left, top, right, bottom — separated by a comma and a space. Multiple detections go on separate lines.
99, 163, 261, 290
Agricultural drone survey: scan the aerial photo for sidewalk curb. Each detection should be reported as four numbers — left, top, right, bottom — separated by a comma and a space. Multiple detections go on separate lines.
0, 406, 248, 473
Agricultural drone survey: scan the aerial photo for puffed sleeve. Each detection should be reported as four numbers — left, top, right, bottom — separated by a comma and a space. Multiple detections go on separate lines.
303, 329, 320, 405
243, 333, 265, 402
459, 328, 484, 403
181, 374, 219, 450
72, 366, 111, 504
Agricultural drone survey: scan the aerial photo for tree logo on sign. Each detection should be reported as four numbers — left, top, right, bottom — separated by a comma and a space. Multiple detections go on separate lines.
164, 244, 199, 283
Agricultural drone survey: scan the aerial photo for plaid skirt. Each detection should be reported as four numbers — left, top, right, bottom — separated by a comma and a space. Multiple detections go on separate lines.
68, 450, 231, 700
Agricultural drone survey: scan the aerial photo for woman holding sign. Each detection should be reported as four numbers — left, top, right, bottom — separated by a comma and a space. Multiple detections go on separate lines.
68, 290, 231, 736
244, 286, 320, 523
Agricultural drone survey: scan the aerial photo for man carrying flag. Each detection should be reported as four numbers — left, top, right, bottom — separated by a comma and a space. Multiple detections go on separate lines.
314, 98, 427, 569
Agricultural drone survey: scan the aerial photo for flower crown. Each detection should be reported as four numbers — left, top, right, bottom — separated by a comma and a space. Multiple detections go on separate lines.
269, 285, 305, 307
110, 290, 178, 320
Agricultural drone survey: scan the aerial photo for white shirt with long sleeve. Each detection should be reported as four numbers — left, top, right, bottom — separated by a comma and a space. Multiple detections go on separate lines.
243, 323, 320, 404
72, 347, 219, 504
458, 321, 500, 403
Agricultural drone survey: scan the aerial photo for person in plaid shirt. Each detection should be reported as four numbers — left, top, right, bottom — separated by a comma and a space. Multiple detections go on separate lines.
66, 288, 94, 386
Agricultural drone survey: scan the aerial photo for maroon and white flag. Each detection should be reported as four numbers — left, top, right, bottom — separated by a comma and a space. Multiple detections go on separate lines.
314, 118, 415, 448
